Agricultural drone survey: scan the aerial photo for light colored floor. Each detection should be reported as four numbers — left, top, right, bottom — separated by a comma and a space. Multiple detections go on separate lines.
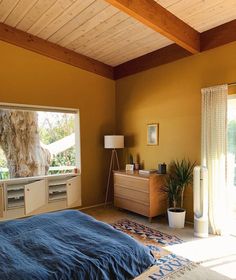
83, 206, 236, 280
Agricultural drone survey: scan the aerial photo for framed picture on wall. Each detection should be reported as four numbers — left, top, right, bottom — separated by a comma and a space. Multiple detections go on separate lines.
147, 123, 159, 145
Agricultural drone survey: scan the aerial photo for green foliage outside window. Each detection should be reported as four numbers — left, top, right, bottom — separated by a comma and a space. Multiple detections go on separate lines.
38, 112, 76, 174
228, 120, 236, 155
228, 120, 236, 186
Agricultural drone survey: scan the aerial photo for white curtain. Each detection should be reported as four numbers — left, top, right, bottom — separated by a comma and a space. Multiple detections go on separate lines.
201, 84, 228, 235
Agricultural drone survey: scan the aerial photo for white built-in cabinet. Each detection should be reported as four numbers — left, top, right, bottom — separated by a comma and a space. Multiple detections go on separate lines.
0, 174, 81, 221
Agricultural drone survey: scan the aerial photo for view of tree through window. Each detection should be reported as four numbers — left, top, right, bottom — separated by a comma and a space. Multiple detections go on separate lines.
0, 108, 77, 180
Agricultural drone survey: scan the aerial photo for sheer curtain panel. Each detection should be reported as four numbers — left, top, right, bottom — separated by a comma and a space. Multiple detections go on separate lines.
201, 84, 228, 235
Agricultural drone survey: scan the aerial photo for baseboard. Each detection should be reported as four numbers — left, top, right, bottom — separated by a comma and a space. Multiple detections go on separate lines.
77, 202, 112, 211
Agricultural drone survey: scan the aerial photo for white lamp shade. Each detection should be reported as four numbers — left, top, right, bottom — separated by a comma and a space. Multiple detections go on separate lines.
104, 135, 124, 149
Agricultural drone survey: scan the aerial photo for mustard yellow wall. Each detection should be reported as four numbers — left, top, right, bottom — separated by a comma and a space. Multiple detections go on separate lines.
1, 39, 236, 221
116, 42, 236, 221
0, 41, 116, 207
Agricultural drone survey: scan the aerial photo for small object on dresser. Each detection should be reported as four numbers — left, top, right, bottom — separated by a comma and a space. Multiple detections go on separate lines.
139, 169, 157, 175
134, 154, 140, 170
134, 163, 140, 170
157, 163, 167, 174
126, 164, 134, 171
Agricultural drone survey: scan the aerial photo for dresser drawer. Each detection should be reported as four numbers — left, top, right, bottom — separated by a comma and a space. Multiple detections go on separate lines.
114, 197, 149, 216
114, 184, 149, 204
114, 174, 149, 192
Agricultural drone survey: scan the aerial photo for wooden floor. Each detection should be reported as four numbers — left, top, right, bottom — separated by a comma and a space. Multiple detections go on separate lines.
82, 205, 236, 279
82, 205, 195, 241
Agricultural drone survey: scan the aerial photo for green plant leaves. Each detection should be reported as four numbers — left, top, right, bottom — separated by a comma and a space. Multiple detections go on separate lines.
163, 159, 195, 208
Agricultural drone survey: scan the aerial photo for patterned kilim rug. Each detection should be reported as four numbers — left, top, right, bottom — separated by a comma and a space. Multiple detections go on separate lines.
112, 219, 197, 280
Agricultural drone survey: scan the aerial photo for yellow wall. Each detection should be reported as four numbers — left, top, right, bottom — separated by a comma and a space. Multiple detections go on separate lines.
0, 41, 116, 207
1, 39, 236, 221
116, 42, 236, 221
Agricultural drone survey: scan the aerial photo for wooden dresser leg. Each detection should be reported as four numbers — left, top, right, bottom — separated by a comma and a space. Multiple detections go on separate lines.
148, 217, 152, 223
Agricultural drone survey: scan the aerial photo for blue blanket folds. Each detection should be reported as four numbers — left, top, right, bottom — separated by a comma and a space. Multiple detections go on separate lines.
0, 210, 155, 279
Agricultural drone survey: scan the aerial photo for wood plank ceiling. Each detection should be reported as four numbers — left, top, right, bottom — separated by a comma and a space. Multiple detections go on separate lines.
155, 0, 236, 32
0, 0, 236, 67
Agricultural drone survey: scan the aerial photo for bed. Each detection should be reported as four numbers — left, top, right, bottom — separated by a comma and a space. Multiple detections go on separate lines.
0, 210, 155, 279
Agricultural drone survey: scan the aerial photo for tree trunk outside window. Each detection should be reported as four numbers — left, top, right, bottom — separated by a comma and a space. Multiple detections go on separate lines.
0, 109, 50, 178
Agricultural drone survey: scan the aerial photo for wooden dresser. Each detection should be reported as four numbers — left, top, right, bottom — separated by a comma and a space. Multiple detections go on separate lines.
114, 171, 167, 221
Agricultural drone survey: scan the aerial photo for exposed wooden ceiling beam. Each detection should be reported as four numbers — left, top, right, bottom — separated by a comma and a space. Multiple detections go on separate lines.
0, 23, 114, 80
201, 19, 236, 51
114, 19, 236, 79
105, 0, 200, 54
114, 44, 190, 79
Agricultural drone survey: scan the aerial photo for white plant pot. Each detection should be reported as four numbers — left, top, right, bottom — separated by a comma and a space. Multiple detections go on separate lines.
167, 208, 186, 228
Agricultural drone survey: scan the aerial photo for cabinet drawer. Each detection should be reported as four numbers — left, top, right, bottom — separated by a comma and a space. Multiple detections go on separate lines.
114, 197, 149, 217
114, 175, 149, 192
114, 185, 149, 204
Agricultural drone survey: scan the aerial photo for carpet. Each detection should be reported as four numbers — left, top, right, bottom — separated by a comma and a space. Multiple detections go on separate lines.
112, 219, 230, 280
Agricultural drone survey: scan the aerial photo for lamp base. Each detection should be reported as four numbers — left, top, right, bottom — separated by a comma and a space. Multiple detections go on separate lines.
105, 149, 120, 205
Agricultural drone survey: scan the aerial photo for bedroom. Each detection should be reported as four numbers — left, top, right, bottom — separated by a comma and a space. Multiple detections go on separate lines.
0, 0, 236, 279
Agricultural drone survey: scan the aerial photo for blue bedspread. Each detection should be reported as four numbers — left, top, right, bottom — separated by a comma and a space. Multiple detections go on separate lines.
0, 210, 155, 280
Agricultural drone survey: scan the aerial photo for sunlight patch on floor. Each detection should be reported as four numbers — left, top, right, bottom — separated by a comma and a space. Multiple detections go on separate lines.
202, 255, 236, 279
165, 235, 236, 279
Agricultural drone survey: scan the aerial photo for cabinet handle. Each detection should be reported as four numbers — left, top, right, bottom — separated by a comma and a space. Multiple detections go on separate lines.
68, 183, 71, 186
27, 189, 30, 191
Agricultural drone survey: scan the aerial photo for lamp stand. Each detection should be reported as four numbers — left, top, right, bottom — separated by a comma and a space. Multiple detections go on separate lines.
105, 149, 120, 205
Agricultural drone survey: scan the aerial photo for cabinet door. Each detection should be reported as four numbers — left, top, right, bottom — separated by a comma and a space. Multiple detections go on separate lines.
67, 176, 81, 208
0, 186, 4, 218
24, 180, 46, 215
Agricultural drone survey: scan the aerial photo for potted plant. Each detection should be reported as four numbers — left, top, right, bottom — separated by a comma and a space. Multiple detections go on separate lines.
162, 159, 195, 228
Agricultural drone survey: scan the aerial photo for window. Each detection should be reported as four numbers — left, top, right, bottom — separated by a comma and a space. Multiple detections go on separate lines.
227, 95, 236, 234
227, 96, 236, 187
0, 104, 80, 180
